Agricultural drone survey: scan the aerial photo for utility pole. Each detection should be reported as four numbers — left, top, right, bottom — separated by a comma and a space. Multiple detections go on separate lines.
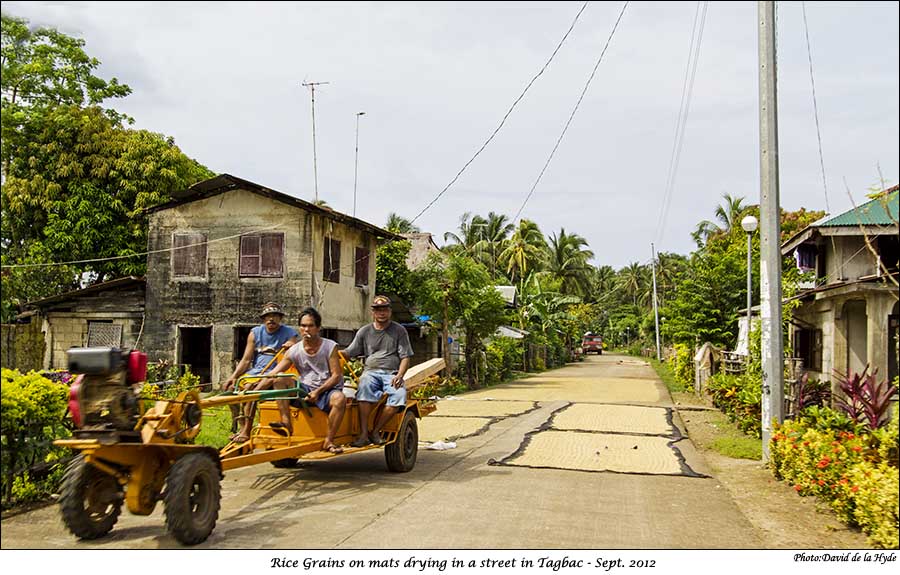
353, 111, 366, 217
651, 243, 661, 361
302, 81, 329, 204
758, 0, 784, 461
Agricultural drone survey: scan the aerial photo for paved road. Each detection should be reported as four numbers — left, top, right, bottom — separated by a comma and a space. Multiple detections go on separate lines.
1, 354, 762, 549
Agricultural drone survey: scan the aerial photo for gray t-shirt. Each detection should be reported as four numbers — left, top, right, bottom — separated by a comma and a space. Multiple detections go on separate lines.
342, 321, 413, 372
285, 338, 340, 390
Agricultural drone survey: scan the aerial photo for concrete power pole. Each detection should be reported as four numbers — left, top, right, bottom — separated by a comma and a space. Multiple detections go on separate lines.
758, 0, 784, 461
302, 81, 329, 204
651, 243, 661, 361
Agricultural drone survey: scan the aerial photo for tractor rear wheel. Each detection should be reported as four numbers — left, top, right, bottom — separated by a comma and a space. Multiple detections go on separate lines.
385, 410, 418, 473
163, 452, 221, 545
59, 455, 123, 540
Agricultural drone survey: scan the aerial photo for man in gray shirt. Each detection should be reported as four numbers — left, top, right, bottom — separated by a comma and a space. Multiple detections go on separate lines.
344, 295, 414, 447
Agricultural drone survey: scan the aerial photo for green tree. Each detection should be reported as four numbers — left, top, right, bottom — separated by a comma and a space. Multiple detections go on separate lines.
375, 239, 415, 305
472, 211, 514, 280
443, 212, 486, 254
1, 15, 213, 320
412, 252, 506, 389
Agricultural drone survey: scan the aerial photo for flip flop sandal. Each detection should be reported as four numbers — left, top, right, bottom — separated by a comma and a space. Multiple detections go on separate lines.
231, 433, 250, 444
324, 445, 344, 454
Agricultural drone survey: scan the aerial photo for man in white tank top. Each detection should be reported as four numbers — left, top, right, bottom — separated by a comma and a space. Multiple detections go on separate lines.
247, 307, 347, 453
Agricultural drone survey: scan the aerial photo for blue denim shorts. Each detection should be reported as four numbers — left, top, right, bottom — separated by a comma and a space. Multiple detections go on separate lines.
292, 384, 342, 412
356, 370, 407, 407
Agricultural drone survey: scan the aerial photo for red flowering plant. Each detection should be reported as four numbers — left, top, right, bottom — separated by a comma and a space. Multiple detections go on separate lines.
833, 367, 898, 430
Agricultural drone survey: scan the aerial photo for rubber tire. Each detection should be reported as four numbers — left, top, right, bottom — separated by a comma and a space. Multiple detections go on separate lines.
163, 452, 221, 545
385, 410, 418, 473
270, 458, 299, 469
59, 455, 123, 540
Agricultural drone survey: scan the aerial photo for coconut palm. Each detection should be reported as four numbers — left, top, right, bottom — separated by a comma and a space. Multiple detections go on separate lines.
617, 261, 648, 308
385, 213, 420, 234
692, 193, 747, 246
443, 212, 486, 253
544, 228, 595, 297
498, 218, 546, 285
473, 212, 515, 280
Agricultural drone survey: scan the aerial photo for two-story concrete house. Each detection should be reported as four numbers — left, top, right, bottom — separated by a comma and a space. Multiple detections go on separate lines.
143, 174, 400, 384
781, 186, 899, 387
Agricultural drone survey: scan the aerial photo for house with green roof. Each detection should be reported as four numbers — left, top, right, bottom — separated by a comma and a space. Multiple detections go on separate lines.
780, 185, 899, 387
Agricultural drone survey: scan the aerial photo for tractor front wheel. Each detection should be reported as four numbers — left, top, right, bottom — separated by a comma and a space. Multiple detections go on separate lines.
163, 452, 221, 545
385, 410, 418, 473
59, 455, 123, 540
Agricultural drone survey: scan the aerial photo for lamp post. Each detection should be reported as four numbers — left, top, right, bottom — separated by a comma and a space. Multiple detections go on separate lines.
741, 215, 758, 355
353, 111, 366, 217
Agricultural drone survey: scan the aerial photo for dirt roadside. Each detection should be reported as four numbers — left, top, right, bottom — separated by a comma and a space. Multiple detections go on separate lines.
670, 391, 871, 549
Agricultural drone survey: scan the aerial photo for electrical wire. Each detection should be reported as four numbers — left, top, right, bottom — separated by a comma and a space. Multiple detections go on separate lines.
409, 1, 591, 225
654, 1, 708, 248
513, 1, 629, 223
801, 1, 830, 215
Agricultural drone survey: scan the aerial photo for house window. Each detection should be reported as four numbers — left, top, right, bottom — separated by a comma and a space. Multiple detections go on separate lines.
793, 327, 823, 372
173, 233, 207, 278
355, 246, 370, 287
87, 321, 122, 347
240, 233, 284, 277
323, 237, 341, 283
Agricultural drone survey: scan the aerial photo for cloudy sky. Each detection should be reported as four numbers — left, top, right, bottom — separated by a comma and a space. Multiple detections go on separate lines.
5, 1, 898, 269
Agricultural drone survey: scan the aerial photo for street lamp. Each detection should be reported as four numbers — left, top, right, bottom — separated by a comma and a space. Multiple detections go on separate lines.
741, 215, 758, 355
353, 111, 366, 217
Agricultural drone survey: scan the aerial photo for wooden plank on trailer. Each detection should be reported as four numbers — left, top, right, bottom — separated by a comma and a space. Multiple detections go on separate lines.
404, 358, 446, 391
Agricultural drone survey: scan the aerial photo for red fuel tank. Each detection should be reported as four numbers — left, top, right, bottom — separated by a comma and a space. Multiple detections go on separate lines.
128, 350, 148, 383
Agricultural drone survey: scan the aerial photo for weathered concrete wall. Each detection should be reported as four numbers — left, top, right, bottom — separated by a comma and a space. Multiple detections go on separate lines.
1, 321, 44, 372
42, 312, 143, 369
310, 216, 376, 331
145, 188, 376, 385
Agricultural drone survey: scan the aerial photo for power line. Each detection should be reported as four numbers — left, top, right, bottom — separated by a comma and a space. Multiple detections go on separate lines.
0, 220, 292, 269
801, 1, 830, 214
409, 1, 591, 225
513, 1, 629, 223
654, 1, 708, 248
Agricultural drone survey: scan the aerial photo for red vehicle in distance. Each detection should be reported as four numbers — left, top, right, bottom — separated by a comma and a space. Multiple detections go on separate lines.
581, 332, 604, 355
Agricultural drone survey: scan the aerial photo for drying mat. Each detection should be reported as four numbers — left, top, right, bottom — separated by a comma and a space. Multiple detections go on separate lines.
431, 399, 537, 418
418, 416, 493, 443
551, 403, 677, 437
461, 377, 663, 404
494, 430, 703, 477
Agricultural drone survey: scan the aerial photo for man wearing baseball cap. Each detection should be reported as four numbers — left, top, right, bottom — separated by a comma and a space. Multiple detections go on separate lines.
225, 302, 299, 442
342, 295, 414, 447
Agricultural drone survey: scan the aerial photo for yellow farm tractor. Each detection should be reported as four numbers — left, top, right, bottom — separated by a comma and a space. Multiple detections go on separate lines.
54, 347, 444, 545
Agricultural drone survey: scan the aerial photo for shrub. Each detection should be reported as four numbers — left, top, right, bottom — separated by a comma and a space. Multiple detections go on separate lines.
672, 343, 694, 387
1, 369, 70, 507
834, 367, 898, 430
770, 408, 899, 548
484, 337, 522, 386
706, 372, 762, 437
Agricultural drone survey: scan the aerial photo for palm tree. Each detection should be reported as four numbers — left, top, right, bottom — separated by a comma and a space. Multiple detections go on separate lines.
472, 212, 515, 280
443, 212, 486, 253
499, 218, 547, 285
692, 193, 747, 246
544, 228, 594, 296
617, 261, 647, 308
385, 213, 420, 234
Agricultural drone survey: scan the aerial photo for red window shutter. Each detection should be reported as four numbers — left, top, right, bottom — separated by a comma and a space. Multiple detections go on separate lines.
260, 234, 284, 277
355, 247, 369, 286
174, 233, 207, 277
240, 235, 261, 276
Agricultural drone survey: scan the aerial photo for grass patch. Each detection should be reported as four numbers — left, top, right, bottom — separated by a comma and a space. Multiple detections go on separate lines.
195, 406, 234, 449
711, 435, 763, 460
646, 357, 690, 394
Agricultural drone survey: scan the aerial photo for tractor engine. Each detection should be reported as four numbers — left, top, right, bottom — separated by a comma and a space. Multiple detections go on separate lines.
67, 347, 147, 433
